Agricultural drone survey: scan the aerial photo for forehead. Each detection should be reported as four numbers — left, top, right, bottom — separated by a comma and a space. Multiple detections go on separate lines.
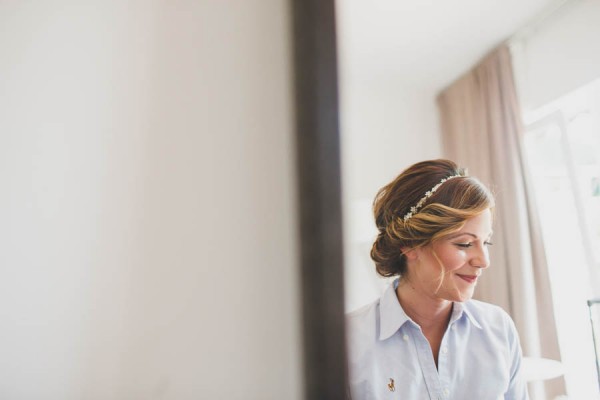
454, 209, 493, 237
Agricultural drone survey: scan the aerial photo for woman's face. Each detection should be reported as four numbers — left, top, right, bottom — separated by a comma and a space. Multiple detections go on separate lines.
407, 209, 493, 302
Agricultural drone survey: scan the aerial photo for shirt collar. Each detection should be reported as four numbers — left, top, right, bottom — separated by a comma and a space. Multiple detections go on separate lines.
378, 278, 482, 341
451, 300, 483, 329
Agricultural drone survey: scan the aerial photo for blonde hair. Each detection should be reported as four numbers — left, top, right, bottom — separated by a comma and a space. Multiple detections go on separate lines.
370, 159, 494, 278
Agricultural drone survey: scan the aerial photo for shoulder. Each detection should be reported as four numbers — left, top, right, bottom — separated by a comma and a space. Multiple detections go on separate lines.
465, 299, 512, 321
346, 299, 380, 341
345, 299, 381, 364
465, 298, 505, 314
463, 299, 519, 339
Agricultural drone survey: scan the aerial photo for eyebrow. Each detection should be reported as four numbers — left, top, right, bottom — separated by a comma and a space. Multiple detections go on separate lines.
448, 232, 493, 239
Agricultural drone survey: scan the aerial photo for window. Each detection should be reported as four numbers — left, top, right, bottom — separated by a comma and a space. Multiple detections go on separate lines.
523, 78, 600, 398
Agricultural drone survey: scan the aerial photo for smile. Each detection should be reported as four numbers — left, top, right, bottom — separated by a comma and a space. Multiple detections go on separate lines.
456, 274, 478, 284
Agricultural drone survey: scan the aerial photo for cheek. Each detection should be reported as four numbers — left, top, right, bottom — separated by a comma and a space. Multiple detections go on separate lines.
441, 250, 467, 271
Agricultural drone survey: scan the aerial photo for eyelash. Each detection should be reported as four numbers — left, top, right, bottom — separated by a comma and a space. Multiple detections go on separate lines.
455, 241, 493, 248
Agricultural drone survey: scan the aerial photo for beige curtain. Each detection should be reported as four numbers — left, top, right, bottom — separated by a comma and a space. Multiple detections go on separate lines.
437, 45, 566, 400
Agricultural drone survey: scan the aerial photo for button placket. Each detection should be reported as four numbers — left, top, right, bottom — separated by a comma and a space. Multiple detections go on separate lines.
437, 323, 454, 399
411, 324, 442, 400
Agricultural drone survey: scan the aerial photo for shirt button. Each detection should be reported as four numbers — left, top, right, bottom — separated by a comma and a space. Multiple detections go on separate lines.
402, 334, 409, 342
451, 324, 456, 330
443, 388, 450, 396
442, 346, 448, 354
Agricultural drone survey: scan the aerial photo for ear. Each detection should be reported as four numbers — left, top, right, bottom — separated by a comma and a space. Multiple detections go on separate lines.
401, 247, 419, 261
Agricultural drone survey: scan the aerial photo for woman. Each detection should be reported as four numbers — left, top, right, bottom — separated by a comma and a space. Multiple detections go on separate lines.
347, 159, 528, 400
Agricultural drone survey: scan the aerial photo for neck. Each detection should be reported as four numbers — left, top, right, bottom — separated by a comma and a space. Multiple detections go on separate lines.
396, 278, 453, 333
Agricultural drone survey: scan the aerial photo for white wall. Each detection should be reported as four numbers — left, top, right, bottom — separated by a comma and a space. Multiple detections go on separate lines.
512, 0, 600, 114
338, 74, 442, 311
0, 2, 302, 399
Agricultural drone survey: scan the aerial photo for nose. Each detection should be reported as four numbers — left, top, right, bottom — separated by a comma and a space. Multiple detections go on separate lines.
470, 244, 490, 269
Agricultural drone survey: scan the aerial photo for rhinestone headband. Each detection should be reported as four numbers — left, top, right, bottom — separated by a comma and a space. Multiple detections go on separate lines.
402, 174, 462, 222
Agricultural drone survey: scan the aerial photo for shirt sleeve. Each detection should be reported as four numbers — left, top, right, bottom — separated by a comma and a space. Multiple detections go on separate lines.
504, 313, 530, 400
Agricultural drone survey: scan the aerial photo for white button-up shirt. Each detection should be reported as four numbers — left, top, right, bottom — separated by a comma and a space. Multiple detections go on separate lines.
346, 279, 529, 400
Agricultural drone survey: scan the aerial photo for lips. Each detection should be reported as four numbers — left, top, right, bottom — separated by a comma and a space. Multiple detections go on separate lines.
456, 274, 478, 284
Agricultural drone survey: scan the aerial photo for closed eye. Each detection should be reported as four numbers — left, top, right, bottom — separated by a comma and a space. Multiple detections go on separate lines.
454, 241, 493, 248
455, 243, 472, 248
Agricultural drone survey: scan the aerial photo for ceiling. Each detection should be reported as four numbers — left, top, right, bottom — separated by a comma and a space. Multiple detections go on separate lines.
336, 0, 560, 93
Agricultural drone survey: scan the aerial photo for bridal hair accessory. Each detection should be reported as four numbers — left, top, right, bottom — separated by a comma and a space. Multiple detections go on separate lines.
402, 174, 462, 222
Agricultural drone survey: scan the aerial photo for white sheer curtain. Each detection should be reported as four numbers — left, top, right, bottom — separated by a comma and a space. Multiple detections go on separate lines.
437, 45, 566, 400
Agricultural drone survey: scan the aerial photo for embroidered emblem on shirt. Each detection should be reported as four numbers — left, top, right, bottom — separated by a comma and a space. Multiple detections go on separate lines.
387, 378, 395, 392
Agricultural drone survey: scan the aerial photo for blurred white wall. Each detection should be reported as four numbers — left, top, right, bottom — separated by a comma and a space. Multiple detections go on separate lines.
0, 1, 302, 399
338, 75, 442, 311
512, 0, 600, 113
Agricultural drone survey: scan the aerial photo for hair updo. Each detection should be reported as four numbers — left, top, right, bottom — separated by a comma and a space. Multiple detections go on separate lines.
370, 159, 494, 278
